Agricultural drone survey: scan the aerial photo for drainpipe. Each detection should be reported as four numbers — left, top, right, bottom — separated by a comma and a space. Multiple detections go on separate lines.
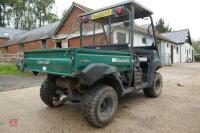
180, 44, 182, 62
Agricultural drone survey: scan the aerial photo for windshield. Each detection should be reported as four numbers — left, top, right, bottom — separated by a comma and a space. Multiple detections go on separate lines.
134, 18, 155, 47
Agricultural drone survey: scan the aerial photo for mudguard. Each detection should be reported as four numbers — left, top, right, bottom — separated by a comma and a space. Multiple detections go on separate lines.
79, 63, 125, 97
147, 61, 162, 87
79, 63, 121, 85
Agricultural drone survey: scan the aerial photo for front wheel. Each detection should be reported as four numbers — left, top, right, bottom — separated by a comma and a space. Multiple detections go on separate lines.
81, 84, 118, 127
143, 72, 163, 98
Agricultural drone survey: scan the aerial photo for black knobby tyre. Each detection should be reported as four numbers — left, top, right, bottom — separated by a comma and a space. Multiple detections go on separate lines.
143, 72, 163, 98
40, 79, 61, 107
81, 84, 118, 127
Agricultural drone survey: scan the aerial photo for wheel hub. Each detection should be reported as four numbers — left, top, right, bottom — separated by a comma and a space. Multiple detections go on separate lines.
155, 79, 161, 91
100, 97, 113, 117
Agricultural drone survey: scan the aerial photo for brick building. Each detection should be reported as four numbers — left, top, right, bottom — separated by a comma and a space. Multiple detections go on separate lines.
0, 22, 59, 54
0, 2, 106, 54
0, 27, 23, 54
53, 2, 108, 48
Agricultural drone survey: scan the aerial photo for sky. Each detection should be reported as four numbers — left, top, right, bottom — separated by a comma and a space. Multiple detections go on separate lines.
55, 0, 200, 40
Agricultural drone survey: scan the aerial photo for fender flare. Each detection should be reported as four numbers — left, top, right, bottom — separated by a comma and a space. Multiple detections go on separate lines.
147, 61, 162, 87
79, 63, 124, 97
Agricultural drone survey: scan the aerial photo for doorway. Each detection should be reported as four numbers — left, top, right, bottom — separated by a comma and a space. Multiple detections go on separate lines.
56, 42, 62, 48
170, 45, 174, 64
41, 39, 47, 49
19, 43, 24, 53
192, 50, 194, 61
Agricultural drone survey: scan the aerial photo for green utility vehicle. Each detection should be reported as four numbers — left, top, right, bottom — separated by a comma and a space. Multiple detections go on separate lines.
23, 0, 162, 127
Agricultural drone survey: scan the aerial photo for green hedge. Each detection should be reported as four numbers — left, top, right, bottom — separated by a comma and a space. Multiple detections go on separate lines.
194, 54, 200, 62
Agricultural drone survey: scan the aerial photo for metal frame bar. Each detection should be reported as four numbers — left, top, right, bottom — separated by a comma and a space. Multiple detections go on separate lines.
128, 6, 135, 88
150, 16, 159, 55
102, 24, 109, 45
93, 21, 96, 45
108, 17, 112, 45
80, 18, 83, 47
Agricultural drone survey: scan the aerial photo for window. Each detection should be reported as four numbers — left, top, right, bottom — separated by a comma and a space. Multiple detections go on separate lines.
117, 32, 126, 43
3, 46, 8, 53
56, 42, 62, 48
167, 44, 169, 48
176, 46, 179, 53
142, 37, 147, 45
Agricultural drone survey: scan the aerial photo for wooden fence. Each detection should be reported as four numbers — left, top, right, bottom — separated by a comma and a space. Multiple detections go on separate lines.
0, 53, 23, 62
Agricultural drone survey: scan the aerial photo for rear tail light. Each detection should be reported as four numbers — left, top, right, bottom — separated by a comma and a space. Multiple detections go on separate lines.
82, 16, 89, 23
115, 7, 124, 14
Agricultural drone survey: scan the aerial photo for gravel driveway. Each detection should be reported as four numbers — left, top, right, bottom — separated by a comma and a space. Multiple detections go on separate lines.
0, 63, 200, 133
0, 74, 45, 92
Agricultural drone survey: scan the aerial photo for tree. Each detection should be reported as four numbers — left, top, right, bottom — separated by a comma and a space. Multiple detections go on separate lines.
33, 0, 59, 27
0, 0, 59, 30
193, 40, 200, 62
193, 40, 200, 53
155, 18, 173, 33
0, 0, 15, 27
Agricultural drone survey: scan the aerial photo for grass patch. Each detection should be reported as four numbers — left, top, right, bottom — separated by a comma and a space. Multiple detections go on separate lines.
0, 63, 32, 76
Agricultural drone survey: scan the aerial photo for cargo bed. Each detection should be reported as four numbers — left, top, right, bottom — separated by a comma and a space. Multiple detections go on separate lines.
23, 48, 132, 76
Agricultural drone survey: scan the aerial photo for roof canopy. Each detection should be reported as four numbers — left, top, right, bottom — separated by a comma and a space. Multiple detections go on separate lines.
161, 29, 192, 45
80, 0, 153, 24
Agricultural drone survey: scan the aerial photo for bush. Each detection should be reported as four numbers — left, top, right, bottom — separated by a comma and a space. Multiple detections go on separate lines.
194, 54, 200, 62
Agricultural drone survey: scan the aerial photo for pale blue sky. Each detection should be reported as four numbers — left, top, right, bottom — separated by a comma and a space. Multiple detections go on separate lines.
55, 0, 200, 40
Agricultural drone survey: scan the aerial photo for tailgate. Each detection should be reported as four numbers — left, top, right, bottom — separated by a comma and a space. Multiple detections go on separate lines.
23, 49, 73, 76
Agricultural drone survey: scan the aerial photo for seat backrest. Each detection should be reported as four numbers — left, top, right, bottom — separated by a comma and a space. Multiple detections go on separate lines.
83, 43, 129, 51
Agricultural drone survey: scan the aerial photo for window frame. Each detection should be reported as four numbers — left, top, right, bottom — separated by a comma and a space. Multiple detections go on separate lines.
142, 37, 147, 45
116, 32, 127, 44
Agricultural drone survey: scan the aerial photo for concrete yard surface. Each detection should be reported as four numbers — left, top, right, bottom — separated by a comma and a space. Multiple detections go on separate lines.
0, 63, 200, 133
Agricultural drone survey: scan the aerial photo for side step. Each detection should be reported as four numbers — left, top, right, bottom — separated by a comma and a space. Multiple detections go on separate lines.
122, 82, 148, 96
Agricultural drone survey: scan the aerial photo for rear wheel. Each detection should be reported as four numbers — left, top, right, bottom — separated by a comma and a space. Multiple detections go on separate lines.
143, 72, 163, 98
40, 79, 63, 107
81, 84, 118, 127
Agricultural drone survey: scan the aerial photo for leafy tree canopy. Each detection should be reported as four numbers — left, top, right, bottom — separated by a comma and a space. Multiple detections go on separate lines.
0, 0, 59, 30
155, 18, 173, 33
193, 40, 200, 54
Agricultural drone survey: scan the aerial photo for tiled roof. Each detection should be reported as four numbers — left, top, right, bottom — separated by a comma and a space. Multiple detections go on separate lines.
1, 22, 59, 47
0, 27, 23, 38
161, 29, 191, 44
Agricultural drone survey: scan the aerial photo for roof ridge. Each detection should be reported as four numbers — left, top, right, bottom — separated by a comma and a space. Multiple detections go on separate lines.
161, 29, 189, 35
53, 2, 93, 35
32, 21, 60, 30
73, 2, 93, 12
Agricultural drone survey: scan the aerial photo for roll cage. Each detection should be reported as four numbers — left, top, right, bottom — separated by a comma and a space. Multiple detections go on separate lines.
79, 0, 158, 52
79, 0, 159, 88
